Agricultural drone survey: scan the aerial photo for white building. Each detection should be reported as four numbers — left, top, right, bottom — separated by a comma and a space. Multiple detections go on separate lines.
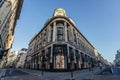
6, 51, 18, 67
16, 48, 27, 68
114, 49, 120, 66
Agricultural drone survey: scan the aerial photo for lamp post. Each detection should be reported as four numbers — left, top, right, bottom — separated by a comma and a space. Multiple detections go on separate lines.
41, 55, 47, 79
71, 68, 73, 78
70, 52, 75, 80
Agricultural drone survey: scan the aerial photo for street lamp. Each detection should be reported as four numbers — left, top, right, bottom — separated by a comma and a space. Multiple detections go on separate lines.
70, 52, 75, 80
41, 55, 47, 77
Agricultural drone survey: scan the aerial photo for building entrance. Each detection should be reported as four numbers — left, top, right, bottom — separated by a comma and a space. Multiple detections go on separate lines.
55, 55, 64, 69
53, 44, 67, 69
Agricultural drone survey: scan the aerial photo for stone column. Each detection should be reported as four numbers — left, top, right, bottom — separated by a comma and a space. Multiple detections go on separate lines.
76, 33, 78, 45
48, 25, 51, 42
50, 45, 53, 63
67, 45, 70, 63
53, 22, 56, 42
64, 22, 68, 42
79, 52, 82, 69
73, 49, 76, 63
50, 45, 53, 69
70, 27, 74, 42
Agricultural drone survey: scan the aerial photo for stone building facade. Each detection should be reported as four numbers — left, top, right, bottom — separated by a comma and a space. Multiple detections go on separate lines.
114, 49, 120, 66
0, 0, 23, 68
6, 51, 18, 67
15, 48, 27, 68
26, 8, 101, 70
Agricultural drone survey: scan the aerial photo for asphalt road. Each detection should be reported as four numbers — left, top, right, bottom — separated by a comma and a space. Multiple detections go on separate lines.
1, 67, 120, 80
1, 68, 41, 80
94, 67, 120, 80
111, 67, 120, 75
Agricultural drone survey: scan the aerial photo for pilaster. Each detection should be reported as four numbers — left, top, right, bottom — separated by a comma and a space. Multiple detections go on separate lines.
53, 22, 56, 42
64, 22, 68, 42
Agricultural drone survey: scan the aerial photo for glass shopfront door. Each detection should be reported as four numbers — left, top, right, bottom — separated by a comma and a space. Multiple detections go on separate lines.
55, 55, 64, 69
53, 44, 67, 69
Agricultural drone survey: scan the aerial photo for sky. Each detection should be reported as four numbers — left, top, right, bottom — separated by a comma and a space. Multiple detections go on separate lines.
12, 0, 120, 62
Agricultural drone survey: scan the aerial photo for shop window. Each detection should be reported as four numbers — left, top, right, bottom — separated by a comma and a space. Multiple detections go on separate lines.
69, 47, 74, 60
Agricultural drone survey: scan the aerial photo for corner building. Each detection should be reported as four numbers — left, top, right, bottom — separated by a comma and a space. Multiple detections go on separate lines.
27, 8, 97, 70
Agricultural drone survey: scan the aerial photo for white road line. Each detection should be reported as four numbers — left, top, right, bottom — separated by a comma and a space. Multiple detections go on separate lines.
12, 76, 18, 78
0, 69, 6, 76
18, 69, 42, 77
9, 69, 13, 75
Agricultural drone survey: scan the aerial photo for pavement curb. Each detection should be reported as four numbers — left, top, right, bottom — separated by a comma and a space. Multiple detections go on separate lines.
0, 69, 6, 77
18, 69, 41, 76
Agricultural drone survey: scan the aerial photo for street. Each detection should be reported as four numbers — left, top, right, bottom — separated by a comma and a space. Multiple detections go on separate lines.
0, 67, 120, 80
0, 68, 40, 80
94, 67, 120, 80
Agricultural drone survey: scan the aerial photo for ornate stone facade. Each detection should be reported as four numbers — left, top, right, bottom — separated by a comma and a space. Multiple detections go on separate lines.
26, 8, 101, 70
0, 0, 23, 68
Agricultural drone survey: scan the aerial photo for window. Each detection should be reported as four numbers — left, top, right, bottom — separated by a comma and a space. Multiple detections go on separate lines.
46, 47, 51, 60
74, 34, 77, 42
0, 0, 4, 7
57, 23, 64, 27
73, 29, 77, 43
57, 28, 63, 35
69, 47, 74, 60
57, 27, 63, 41
67, 29, 69, 41
44, 33, 46, 42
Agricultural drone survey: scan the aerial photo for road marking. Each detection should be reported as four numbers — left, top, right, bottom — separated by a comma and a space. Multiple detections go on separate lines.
12, 76, 18, 78
111, 67, 114, 74
0, 69, 6, 78
9, 70, 12, 74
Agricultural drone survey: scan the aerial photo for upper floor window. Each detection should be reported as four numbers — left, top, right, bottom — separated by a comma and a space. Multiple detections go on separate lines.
73, 29, 77, 43
57, 27, 63, 41
67, 29, 69, 41
57, 23, 64, 27
57, 27, 63, 35
0, 0, 4, 7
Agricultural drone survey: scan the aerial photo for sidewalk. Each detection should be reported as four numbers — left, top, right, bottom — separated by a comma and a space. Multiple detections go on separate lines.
18, 67, 102, 80
0, 68, 6, 79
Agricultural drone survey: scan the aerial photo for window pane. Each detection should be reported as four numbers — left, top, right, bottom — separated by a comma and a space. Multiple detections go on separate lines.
0, 0, 4, 6
57, 23, 64, 27
57, 35, 63, 41
57, 27, 63, 35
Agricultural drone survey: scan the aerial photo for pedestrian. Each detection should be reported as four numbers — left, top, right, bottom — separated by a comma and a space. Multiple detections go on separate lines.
100, 66, 102, 69
89, 67, 91, 71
